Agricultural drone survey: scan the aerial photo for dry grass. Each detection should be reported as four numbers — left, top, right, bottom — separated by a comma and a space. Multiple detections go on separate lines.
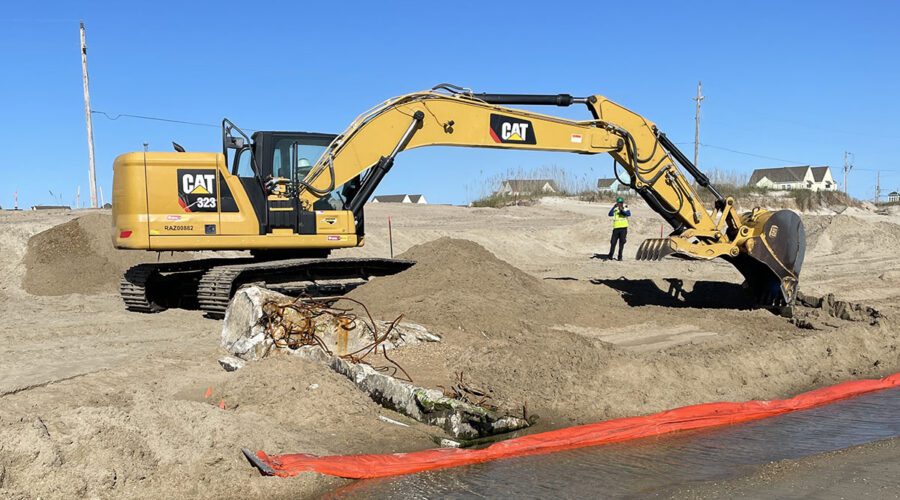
789, 189, 857, 211
470, 165, 633, 208
471, 166, 860, 211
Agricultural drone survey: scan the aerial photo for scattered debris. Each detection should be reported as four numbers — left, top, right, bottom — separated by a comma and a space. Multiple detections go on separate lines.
440, 371, 496, 410
795, 291, 883, 325
378, 415, 410, 428
218, 356, 245, 372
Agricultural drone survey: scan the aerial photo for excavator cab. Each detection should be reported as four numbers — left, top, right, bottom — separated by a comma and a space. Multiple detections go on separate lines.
222, 120, 359, 237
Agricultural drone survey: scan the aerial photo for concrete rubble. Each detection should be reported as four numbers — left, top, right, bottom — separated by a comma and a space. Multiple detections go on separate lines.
217, 355, 245, 372
295, 346, 531, 439
221, 285, 441, 362
220, 285, 531, 439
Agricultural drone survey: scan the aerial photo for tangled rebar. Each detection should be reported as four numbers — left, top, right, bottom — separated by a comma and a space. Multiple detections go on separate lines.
259, 296, 413, 382
439, 371, 497, 411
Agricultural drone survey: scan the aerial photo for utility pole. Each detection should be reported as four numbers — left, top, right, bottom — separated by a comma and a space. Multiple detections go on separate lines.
80, 22, 98, 208
875, 170, 881, 203
692, 81, 704, 168
842, 151, 853, 195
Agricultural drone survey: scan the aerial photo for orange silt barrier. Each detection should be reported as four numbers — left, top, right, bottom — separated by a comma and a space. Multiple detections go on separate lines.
244, 372, 900, 479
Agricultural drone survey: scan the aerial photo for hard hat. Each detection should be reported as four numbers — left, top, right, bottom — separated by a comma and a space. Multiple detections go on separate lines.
298, 158, 311, 168
616, 197, 624, 203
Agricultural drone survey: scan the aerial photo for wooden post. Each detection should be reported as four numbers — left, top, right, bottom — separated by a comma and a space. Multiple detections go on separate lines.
80, 22, 98, 208
388, 216, 394, 258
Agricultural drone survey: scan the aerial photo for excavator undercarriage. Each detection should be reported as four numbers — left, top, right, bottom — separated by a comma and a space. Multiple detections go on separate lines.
120, 257, 413, 318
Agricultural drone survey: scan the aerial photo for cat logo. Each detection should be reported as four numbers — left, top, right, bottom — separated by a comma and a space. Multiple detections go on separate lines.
181, 173, 216, 195
177, 169, 218, 213
489, 114, 536, 145
769, 225, 779, 238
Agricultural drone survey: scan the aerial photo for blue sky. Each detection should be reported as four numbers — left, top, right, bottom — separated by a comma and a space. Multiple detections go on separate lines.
3, 1, 899, 208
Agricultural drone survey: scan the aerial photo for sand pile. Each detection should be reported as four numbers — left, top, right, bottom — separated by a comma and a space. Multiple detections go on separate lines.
347, 237, 593, 339
22, 213, 171, 296
803, 215, 900, 256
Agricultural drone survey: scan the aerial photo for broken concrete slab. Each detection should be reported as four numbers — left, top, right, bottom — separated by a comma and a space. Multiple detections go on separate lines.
293, 346, 531, 439
221, 286, 440, 361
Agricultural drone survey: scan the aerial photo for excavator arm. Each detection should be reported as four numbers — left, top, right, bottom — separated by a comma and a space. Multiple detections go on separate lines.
297, 85, 805, 306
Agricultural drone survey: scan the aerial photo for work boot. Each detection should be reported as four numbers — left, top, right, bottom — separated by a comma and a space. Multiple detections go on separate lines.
617, 256, 623, 261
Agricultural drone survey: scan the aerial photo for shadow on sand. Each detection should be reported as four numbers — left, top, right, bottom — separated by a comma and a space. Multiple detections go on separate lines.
590, 278, 755, 310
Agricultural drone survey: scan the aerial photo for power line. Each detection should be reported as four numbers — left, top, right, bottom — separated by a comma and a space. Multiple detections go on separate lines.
91, 110, 262, 133
92, 110, 221, 128
698, 143, 804, 164
673, 141, 804, 164
86, 111, 900, 173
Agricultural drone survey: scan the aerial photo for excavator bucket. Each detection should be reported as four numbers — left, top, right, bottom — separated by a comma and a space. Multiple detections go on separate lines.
636, 209, 805, 307
727, 209, 806, 307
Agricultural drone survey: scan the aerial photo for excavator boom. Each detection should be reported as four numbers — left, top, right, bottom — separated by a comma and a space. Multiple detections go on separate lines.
297, 85, 805, 305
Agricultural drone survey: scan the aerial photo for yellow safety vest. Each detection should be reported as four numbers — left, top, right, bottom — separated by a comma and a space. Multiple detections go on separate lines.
611, 209, 629, 229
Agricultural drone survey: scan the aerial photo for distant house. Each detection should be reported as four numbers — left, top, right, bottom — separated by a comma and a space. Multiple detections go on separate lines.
371, 194, 428, 204
596, 178, 621, 193
748, 166, 836, 191
889, 191, 900, 203
597, 178, 632, 194
496, 179, 559, 196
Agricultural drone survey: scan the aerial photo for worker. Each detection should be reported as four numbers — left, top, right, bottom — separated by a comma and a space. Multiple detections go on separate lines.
608, 197, 630, 261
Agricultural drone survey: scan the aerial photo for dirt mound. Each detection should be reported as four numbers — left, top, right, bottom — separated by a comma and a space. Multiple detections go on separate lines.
803, 215, 900, 256
23, 213, 167, 296
348, 237, 586, 339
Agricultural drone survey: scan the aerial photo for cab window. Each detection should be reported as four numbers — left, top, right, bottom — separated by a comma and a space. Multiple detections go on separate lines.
272, 138, 328, 181
233, 148, 255, 178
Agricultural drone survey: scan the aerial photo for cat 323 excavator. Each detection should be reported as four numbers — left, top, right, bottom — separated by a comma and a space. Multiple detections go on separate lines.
112, 84, 805, 317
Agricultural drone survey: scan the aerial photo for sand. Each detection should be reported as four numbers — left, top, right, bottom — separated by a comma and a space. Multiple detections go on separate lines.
347, 237, 589, 341
22, 213, 198, 296
348, 236, 895, 425
0, 199, 898, 498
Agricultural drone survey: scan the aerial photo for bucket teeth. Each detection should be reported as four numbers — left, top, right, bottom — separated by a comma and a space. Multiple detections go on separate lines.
636, 238, 674, 261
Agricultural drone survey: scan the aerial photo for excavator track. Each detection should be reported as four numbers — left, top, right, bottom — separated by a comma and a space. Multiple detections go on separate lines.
120, 264, 164, 313
121, 257, 415, 319
197, 267, 243, 317
120, 258, 242, 314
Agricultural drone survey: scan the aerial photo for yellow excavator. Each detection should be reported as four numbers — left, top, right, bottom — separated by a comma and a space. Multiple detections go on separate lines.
112, 84, 805, 316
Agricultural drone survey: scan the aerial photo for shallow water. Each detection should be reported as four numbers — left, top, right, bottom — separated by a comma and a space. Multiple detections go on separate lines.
330, 387, 900, 498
